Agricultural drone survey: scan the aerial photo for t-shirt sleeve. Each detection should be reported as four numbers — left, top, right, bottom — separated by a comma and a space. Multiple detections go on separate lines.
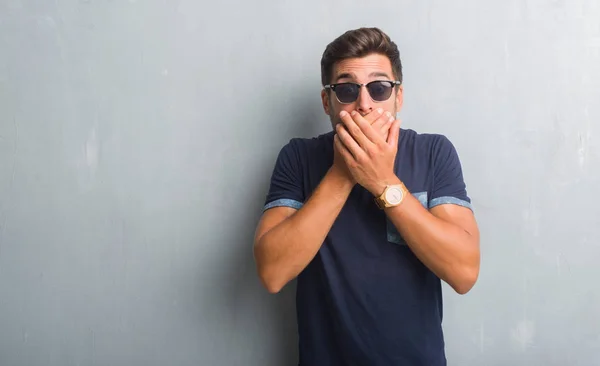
263, 140, 305, 212
429, 135, 473, 211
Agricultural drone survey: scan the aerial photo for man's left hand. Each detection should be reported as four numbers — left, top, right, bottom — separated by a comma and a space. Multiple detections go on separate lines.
333, 110, 401, 197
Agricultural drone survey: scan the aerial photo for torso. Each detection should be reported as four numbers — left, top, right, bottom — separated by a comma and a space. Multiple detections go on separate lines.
292, 129, 447, 366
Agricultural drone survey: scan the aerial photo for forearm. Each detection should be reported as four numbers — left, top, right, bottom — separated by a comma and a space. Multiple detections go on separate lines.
255, 168, 353, 293
385, 191, 479, 294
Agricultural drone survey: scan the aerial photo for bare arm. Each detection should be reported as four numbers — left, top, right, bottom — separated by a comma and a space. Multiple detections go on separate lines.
253, 168, 353, 293
383, 183, 480, 294
334, 109, 480, 294
253, 109, 394, 293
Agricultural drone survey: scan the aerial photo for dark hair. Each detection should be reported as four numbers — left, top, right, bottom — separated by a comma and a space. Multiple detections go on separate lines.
320, 27, 403, 86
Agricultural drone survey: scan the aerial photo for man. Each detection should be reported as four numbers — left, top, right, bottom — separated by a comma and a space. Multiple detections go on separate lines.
253, 27, 480, 366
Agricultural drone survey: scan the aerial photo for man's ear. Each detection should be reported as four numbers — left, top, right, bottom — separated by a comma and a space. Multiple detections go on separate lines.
395, 85, 404, 111
321, 89, 331, 115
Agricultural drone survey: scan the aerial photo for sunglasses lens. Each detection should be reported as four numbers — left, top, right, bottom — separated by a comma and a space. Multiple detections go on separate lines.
335, 84, 359, 103
367, 81, 393, 101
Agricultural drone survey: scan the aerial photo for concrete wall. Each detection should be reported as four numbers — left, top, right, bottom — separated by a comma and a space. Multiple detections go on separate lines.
1, 1, 598, 365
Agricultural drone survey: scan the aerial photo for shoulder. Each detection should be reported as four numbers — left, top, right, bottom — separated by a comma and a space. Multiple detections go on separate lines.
276, 131, 334, 162
289, 130, 335, 149
405, 129, 472, 207
402, 128, 451, 145
400, 128, 457, 158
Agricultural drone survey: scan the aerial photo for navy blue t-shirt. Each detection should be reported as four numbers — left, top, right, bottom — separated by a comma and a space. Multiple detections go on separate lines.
263, 128, 472, 366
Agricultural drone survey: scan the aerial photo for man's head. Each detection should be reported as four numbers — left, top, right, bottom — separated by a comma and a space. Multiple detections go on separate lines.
320, 27, 404, 129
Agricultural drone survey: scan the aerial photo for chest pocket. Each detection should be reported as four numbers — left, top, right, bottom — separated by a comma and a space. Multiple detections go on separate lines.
386, 191, 428, 245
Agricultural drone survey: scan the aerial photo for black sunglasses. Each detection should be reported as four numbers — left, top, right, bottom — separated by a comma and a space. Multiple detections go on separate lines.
324, 80, 401, 104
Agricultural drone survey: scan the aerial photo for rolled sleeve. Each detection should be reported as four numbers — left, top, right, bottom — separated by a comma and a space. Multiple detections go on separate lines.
429, 135, 472, 211
263, 140, 305, 212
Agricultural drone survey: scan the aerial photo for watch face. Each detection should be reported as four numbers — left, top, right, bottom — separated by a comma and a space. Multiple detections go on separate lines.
385, 187, 404, 205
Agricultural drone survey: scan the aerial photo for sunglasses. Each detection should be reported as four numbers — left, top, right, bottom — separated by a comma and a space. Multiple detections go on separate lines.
324, 80, 401, 104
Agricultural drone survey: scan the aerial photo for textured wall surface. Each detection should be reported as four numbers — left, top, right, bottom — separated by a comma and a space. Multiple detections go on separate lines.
1, 1, 599, 365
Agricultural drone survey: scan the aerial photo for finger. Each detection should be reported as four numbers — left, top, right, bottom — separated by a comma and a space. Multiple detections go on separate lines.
372, 111, 393, 134
364, 108, 385, 124
376, 113, 395, 137
334, 133, 355, 162
382, 123, 392, 141
335, 123, 364, 161
343, 110, 384, 146
339, 111, 373, 148
387, 119, 402, 147
356, 110, 390, 145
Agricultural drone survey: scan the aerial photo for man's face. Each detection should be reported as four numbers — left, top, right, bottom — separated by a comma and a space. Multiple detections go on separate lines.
321, 53, 403, 129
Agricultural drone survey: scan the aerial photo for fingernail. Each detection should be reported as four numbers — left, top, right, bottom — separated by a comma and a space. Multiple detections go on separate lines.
385, 111, 391, 117
377, 108, 383, 114
350, 110, 357, 116
389, 116, 394, 122
339, 111, 347, 117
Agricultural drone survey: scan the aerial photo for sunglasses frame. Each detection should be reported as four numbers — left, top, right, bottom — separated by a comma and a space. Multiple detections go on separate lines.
324, 80, 401, 104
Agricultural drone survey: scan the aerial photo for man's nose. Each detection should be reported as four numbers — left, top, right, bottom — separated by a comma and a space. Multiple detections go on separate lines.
356, 85, 373, 115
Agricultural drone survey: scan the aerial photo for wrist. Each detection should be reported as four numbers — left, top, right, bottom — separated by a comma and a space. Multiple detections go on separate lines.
368, 175, 402, 197
327, 167, 355, 192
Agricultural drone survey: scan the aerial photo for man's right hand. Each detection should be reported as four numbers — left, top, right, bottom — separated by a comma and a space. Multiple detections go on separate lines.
331, 108, 395, 184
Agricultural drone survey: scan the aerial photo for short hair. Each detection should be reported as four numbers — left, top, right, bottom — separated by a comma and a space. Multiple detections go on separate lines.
320, 27, 403, 86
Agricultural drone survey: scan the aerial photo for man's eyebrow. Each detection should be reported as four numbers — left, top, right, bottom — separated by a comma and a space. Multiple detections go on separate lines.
334, 73, 355, 82
369, 71, 392, 79
334, 71, 393, 82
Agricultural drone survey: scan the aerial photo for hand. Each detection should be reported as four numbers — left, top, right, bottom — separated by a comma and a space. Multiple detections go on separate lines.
333, 110, 401, 196
331, 109, 395, 184
369, 108, 396, 141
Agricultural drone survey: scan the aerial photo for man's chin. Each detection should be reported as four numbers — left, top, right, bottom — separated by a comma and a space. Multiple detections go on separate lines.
329, 117, 340, 131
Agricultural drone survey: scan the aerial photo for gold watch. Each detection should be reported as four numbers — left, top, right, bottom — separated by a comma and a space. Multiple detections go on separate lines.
374, 182, 408, 209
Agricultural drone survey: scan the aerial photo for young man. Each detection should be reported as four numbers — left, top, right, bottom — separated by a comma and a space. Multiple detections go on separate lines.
253, 27, 480, 366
